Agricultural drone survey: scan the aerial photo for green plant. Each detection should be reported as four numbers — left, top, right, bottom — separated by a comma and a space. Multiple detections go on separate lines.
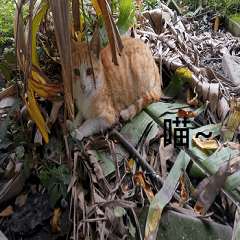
36, 139, 72, 207
39, 164, 71, 207
0, 99, 31, 178
141, 0, 161, 11
176, 0, 239, 19
0, 50, 16, 84
229, 13, 240, 23
0, 0, 15, 46
68, 127, 83, 151
75, 0, 135, 46
0, 0, 28, 47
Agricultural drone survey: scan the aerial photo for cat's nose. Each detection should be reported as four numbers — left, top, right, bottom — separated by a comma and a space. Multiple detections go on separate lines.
80, 84, 86, 91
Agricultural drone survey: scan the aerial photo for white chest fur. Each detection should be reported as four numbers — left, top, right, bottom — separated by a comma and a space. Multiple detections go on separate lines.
73, 81, 94, 120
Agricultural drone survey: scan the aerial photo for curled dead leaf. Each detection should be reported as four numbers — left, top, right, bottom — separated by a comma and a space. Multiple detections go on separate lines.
50, 207, 62, 233
180, 176, 188, 202
133, 172, 154, 200
194, 204, 203, 214
192, 135, 218, 149
177, 108, 197, 118
187, 87, 198, 106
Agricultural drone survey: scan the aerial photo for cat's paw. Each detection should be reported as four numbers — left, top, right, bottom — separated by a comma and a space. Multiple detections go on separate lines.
120, 109, 130, 121
71, 128, 84, 141
66, 119, 74, 129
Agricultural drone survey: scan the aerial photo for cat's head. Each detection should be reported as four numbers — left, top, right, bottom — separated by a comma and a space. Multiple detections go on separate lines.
71, 31, 102, 95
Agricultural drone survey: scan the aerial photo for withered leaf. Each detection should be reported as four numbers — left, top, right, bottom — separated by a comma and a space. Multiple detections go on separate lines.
193, 161, 231, 215
0, 205, 14, 217
50, 207, 62, 233
133, 172, 154, 200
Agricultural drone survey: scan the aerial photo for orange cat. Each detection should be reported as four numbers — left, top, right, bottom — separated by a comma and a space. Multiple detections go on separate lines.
70, 31, 161, 141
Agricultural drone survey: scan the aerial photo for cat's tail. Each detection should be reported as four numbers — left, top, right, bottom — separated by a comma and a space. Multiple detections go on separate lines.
120, 85, 161, 121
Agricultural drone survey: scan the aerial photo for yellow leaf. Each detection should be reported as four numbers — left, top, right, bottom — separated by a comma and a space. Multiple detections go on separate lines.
214, 16, 219, 32
77, 15, 83, 42
128, 158, 134, 169
32, 0, 50, 68
24, 90, 49, 143
38, 38, 50, 57
77, 31, 82, 42
71, 24, 75, 38
192, 135, 218, 149
28, 76, 63, 100
91, 0, 102, 17
180, 3, 185, 10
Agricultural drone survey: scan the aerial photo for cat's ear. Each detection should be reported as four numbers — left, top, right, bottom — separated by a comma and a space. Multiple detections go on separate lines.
71, 38, 77, 54
90, 31, 101, 60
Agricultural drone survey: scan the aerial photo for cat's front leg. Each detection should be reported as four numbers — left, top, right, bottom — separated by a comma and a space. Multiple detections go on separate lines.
66, 111, 83, 131
71, 117, 111, 141
74, 111, 84, 127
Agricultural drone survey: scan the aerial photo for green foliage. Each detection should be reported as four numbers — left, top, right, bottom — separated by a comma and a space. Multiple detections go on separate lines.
68, 127, 83, 150
15, 145, 25, 159
44, 139, 63, 152
229, 13, 240, 23
0, 0, 15, 46
0, 99, 31, 176
176, 0, 239, 18
78, 0, 135, 46
116, 0, 136, 35
39, 164, 71, 207
113, 207, 136, 237
141, 0, 161, 11
0, 0, 28, 46
0, 50, 16, 84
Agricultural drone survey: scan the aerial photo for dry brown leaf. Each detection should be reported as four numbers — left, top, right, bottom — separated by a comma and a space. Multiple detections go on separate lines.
159, 138, 167, 180
193, 161, 231, 215
232, 207, 240, 240
15, 191, 28, 207
72, 0, 80, 32
87, 150, 105, 181
49, 0, 74, 120
133, 172, 154, 201
142, 9, 165, 34
187, 87, 198, 106
0, 205, 14, 217
180, 175, 188, 202
0, 172, 26, 204
97, 0, 123, 65
177, 108, 197, 118
50, 207, 62, 233
31, 184, 37, 194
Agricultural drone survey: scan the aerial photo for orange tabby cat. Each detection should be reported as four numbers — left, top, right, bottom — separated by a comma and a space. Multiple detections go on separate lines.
70, 31, 161, 141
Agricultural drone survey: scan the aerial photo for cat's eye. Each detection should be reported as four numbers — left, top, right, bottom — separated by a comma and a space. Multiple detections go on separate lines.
73, 68, 80, 76
86, 68, 93, 75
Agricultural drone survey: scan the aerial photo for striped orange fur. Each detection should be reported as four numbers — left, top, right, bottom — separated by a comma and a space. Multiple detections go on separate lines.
70, 31, 161, 141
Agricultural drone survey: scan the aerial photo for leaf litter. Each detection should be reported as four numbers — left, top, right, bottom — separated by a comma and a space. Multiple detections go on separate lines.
0, 1, 240, 240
